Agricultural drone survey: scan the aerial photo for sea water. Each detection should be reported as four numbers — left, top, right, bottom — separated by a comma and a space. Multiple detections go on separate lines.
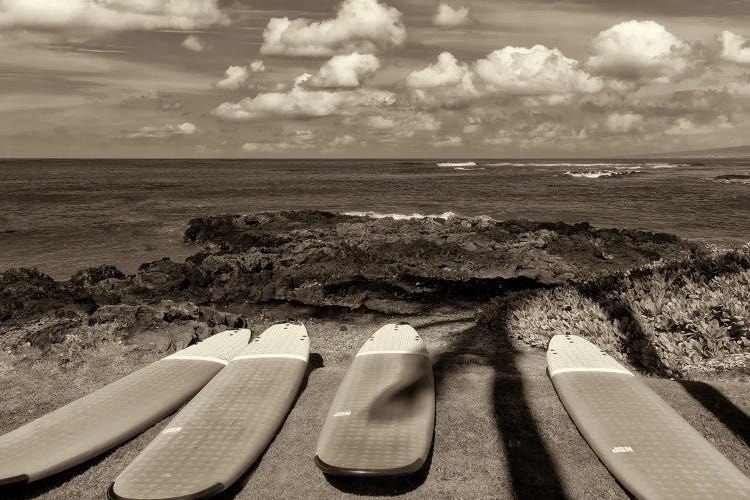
1, 158, 748, 279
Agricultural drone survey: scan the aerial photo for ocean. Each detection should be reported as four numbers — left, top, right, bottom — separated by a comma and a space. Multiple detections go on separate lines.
1, 158, 749, 279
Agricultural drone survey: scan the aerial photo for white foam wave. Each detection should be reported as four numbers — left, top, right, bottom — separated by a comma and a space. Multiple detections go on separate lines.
564, 169, 642, 179
437, 161, 476, 167
453, 167, 485, 171
342, 211, 457, 220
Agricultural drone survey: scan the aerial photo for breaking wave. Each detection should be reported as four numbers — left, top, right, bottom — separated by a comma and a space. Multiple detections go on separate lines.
437, 161, 477, 167
342, 211, 458, 220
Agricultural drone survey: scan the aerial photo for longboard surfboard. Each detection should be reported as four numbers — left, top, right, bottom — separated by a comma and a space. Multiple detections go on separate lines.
0, 329, 251, 486
547, 334, 750, 499
109, 323, 310, 499
315, 323, 434, 476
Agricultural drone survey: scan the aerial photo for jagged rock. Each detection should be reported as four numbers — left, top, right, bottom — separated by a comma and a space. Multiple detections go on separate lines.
0, 268, 74, 322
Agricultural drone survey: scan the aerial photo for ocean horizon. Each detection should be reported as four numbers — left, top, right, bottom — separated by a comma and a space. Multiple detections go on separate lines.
1, 157, 749, 279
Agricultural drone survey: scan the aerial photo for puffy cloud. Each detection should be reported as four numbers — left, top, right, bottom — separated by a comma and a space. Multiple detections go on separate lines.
310, 53, 381, 88
665, 116, 732, 136
727, 80, 750, 98
587, 20, 692, 83
433, 3, 472, 28
127, 122, 196, 138
216, 60, 266, 90
605, 112, 644, 133
406, 52, 474, 90
242, 130, 315, 153
211, 77, 395, 121
250, 60, 266, 73
719, 31, 750, 65
475, 45, 602, 95
260, 0, 406, 57
0, 0, 228, 30
368, 115, 396, 129
182, 35, 203, 52
432, 135, 463, 148
332, 134, 356, 146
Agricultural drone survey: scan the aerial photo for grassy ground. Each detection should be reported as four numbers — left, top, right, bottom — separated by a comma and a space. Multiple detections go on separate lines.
1, 308, 749, 499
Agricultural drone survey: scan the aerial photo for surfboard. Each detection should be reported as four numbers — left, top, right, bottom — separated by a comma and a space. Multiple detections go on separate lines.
315, 323, 434, 476
547, 334, 750, 499
109, 322, 310, 500
0, 329, 251, 486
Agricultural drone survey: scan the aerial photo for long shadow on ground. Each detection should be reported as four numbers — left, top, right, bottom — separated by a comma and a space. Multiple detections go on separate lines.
679, 380, 750, 448
433, 318, 567, 500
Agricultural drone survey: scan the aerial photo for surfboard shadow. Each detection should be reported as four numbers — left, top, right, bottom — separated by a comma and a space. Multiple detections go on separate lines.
321, 439, 433, 496
679, 380, 750, 448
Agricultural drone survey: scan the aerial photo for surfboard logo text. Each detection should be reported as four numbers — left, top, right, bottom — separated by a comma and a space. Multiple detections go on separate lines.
333, 411, 351, 417
612, 446, 633, 453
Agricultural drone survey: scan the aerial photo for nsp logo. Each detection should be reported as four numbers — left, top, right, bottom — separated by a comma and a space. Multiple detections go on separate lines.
612, 446, 634, 453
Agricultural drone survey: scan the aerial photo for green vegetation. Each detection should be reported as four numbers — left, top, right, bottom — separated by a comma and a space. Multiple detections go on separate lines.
483, 245, 750, 376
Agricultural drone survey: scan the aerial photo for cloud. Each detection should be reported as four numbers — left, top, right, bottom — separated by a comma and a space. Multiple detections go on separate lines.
664, 116, 732, 136
719, 31, 750, 65
433, 3, 472, 28
310, 53, 381, 88
406, 51, 474, 90
604, 112, 644, 133
216, 60, 266, 90
475, 45, 602, 95
367, 115, 396, 129
432, 135, 463, 148
587, 20, 692, 83
212, 75, 395, 121
0, 0, 228, 31
127, 122, 196, 139
242, 130, 315, 153
250, 60, 266, 73
182, 35, 203, 52
331, 134, 356, 146
260, 0, 406, 57
727, 80, 750, 98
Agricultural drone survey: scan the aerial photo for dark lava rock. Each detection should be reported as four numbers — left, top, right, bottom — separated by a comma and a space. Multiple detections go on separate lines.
0, 268, 73, 322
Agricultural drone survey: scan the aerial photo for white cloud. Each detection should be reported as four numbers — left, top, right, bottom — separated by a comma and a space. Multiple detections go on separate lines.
665, 116, 732, 136
605, 112, 644, 134
332, 134, 356, 146
260, 0, 406, 57
212, 77, 395, 121
250, 60, 266, 73
433, 3, 471, 28
432, 135, 463, 148
242, 129, 316, 153
406, 51, 474, 90
727, 80, 750, 98
182, 35, 203, 52
127, 122, 196, 138
0, 0, 228, 30
587, 20, 692, 83
719, 31, 750, 65
216, 66, 249, 90
368, 115, 396, 129
475, 45, 602, 95
216, 61, 266, 90
310, 53, 381, 87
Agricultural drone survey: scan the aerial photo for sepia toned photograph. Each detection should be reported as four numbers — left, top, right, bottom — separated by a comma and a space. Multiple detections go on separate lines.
0, 0, 749, 499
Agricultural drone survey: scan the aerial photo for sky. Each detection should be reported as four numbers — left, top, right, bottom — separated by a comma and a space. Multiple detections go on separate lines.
1, 0, 750, 158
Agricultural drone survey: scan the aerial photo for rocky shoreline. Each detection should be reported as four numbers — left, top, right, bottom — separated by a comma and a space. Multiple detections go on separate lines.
3, 210, 748, 376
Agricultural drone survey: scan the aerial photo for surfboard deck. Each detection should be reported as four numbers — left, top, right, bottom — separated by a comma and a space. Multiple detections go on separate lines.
109, 323, 310, 500
548, 334, 750, 500
315, 323, 434, 476
0, 329, 251, 485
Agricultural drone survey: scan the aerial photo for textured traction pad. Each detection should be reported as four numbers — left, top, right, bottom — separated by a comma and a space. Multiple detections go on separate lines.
315, 323, 435, 476
0, 329, 251, 484
548, 334, 750, 500
110, 323, 309, 499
